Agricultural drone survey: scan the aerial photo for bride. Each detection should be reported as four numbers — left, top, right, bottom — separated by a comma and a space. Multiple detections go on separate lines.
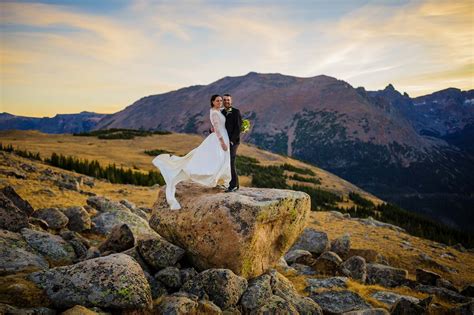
152, 95, 231, 209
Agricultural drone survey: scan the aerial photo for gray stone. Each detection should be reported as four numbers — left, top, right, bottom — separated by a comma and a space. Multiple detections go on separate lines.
342, 256, 367, 283
252, 295, 299, 314
155, 266, 182, 290
98, 224, 134, 253
312, 251, 343, 276
180, 267, 198, 285
310, 290, 371, 314
180, 268, 248, 309
415, 268, 441, 286
461, 283, 474, 297
291, 263, 317, 276
390, 298, 425, 315
61, 206, 91, 232
268, 269, 323, 314
0, 186, 34, 216
137, 237, 185, 269
0, 192, 29, 232
0, 229, 49, 275
21, 228, 76, 265
240, 274, 272, 312
284, 249, 313, 264
32, 208, 69, 229
305, 276, 348, 293
155, 295, 199, 314
28, 253, 152, 309
366, 263, 407, 287
415, 284, 471, 303
87, 196, 130, 213
371, 291, 419, 307
290, 228, 329, 255
331, 233, 351, 259
342, 309, 389, 315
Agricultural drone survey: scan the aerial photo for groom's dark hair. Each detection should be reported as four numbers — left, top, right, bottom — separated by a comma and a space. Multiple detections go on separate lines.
223, 93, 231, 97
210, 94, 220, 107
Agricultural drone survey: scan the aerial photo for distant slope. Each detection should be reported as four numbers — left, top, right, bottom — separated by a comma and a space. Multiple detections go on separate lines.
0, 111, 109, 134
93, 72, 474, 232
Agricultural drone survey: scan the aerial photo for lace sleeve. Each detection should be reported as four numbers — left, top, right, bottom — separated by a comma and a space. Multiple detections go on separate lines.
211, 111, 223, 140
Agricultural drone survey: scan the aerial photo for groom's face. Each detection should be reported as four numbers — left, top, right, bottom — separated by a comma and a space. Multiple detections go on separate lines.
223, 96, 232, 109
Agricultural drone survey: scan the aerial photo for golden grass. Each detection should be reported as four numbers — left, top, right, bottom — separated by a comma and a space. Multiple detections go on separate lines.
0, 130, 380, 203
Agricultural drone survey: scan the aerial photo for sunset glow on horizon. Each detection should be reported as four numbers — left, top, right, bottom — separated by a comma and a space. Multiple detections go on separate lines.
1, 0, 473, 117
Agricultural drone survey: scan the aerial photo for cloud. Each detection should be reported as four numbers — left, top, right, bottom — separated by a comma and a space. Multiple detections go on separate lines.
0, 0, 472, 117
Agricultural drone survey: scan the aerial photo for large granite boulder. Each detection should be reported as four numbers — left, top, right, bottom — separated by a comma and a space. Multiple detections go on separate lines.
150, 182, 310, 278
28, 253, 152, 309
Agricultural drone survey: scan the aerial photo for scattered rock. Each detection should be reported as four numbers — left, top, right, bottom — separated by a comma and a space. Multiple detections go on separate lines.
461, 283, 474, 297
284, 249, 313, 265
28, 253, 152, 309
252, 294, 298, 314
416, 284, 472, 303
61, 206, 91, 232
0, 186, 34, 216
310, 290, 371, 314
98, 224, 134, 253
390, 297, 425, 314
331, 233, 351, 259
32, 208, 69, 229
305, 276, 348, 292
21, 228, 76, 266
268, 269, 322, 314
87, 196, 130, 213
343, 309, 390, 315
137, 237, 185, 270
291, 263, 317, 276
290, 228, 329, 256
155, 266, 182, 290
355, 216, 405, 232
0, 168, 27, 179
0, 229, 49, 275
416, 268, 441, 286
436, 278, 458, 292
312, 251, 343, 276
240, 274, 272, 312
150, 182, 310, 278
341, 255, 367, 283
0, 192, 29, 232
449, 300, 474, 314
371, 291, 419, 307
366, 263, 407, 287
180, 268, 248, 309
155, 294, 199, 314
180, 268, 199, 285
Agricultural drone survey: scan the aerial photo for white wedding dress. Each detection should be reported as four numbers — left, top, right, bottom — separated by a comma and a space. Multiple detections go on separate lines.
152, 108, 231, 209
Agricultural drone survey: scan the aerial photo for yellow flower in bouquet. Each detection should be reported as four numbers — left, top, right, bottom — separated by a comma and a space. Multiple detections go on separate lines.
241, 119, 251, 133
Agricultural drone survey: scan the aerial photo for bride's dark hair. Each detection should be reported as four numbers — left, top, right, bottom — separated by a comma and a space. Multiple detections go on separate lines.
210, 94, 220, 108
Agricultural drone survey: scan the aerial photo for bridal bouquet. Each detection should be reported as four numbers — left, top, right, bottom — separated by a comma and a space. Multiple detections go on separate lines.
241, 119, 251, 133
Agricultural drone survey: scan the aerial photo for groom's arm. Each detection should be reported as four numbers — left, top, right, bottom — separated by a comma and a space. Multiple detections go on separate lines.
230, 109, 242, 144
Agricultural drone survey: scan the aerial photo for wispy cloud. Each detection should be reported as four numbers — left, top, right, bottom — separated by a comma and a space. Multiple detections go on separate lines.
0, 0, 472, 116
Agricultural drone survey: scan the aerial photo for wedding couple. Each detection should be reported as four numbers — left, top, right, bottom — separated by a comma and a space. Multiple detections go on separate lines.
152, 94, 242, 210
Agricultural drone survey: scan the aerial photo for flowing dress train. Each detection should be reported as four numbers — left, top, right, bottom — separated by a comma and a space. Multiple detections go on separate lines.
152, 108, 231, 209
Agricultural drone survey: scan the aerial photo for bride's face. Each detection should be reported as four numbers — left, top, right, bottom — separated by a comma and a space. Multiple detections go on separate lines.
213, 97, 223, 109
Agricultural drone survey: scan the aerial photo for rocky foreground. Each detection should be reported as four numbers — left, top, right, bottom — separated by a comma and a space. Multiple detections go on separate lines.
1, 161, 474, 314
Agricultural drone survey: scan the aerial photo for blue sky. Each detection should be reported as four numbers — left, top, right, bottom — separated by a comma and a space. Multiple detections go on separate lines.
1, 0, 472, 117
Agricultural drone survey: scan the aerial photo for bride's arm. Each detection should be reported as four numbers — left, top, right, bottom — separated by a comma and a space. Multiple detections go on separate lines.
211, 112, 228, 151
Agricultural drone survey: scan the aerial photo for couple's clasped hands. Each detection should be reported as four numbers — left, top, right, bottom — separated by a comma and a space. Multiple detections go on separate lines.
219, 138, 228, 151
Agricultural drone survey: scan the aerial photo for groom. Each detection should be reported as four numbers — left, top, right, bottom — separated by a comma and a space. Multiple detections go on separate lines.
222, 94, 242, 192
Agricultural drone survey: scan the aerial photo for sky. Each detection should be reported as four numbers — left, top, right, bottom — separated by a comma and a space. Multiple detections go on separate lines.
1, 0, 473, 117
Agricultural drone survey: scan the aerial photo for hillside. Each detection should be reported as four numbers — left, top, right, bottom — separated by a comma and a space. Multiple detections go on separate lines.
0, 134, 473, 314
89, 72, 474, 232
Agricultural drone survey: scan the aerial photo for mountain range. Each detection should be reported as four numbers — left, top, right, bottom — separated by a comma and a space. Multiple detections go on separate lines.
2, 72, 473, 231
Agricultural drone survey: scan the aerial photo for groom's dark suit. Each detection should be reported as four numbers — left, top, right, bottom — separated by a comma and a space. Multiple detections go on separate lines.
222, 107, 242, 189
